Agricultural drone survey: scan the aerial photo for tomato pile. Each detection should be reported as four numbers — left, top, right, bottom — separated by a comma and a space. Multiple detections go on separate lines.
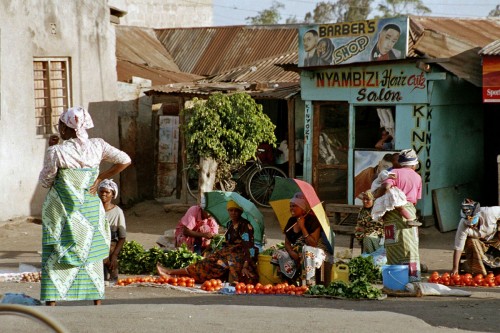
200, 279, 223, 292
427, 271, 500, 287
116, 276, 196, 287
234, 282, 308, 295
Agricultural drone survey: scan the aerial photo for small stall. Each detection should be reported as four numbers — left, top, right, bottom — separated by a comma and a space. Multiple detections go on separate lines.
297, 16, 496, 224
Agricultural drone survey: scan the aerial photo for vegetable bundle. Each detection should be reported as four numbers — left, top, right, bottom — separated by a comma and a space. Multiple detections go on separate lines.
118, 241, 203, 275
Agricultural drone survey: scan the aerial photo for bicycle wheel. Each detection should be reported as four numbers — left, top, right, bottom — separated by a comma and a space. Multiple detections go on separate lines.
0, 304, 68, 332
246, 166, 287, 207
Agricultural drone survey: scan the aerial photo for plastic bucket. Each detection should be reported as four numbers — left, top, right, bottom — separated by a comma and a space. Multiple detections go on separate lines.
331, 263, 349, 283
382, 264, 409, 291
257, 254, 282, 285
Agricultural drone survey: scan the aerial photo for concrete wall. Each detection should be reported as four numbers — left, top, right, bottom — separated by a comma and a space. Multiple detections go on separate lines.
0, 0, 118, 221
116, 79, 155, 205
108, 0, 213, 28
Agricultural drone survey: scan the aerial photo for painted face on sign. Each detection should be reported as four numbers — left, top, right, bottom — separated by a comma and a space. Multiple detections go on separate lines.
377, 28, 400, 55
303, 31, 318, 52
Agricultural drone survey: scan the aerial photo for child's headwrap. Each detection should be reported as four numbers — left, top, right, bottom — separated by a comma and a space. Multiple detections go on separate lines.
98, 179, 119, 199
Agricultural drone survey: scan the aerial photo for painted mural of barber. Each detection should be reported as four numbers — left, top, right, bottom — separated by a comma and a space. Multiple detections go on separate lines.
370, 23, 402, 61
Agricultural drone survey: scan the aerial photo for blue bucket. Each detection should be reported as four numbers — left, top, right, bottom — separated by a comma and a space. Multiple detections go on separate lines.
382, 265, 409, 291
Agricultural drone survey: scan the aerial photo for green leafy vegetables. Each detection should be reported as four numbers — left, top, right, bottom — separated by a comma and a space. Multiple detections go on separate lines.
305, 256, 383, 299
118, 241, 202, 275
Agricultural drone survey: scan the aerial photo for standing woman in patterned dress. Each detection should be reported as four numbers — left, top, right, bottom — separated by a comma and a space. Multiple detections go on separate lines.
375, 149, 422, 282
39, 106, 131, 306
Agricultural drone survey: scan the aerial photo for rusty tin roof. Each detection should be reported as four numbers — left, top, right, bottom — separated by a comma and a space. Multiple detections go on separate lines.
154, 25, 298, 76
479, 39, 500, 55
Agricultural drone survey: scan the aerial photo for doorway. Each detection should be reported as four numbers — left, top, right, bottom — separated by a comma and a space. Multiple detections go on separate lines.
312, 102, 349, 203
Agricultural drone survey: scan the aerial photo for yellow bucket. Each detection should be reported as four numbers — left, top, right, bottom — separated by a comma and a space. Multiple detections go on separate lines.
257, 254, 282, 285
331, 263, 349, 283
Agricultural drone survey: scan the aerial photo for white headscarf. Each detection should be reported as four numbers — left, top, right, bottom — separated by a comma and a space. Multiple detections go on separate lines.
98, 179, 119, 199
398, 149, 419, 166
59, 106, 94, 140
290, 192, 310, 212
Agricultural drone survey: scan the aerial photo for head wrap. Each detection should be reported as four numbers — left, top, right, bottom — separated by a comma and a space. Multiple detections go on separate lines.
461, 198, 480, 226
98, 179, 119, 199
398, 149, 419, 166
361, 190, 375, 201
290, 192, 310, 212
226, 200, 243, 211
59, 106, 94, 140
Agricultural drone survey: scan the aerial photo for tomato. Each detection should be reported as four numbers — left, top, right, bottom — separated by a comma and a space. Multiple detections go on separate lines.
452, 274, 461, 283
474, 274, 483, 285
495, 275, 500, 285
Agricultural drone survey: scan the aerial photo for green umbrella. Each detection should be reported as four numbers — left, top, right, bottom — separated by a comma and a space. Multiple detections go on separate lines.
203, 191, 265, 245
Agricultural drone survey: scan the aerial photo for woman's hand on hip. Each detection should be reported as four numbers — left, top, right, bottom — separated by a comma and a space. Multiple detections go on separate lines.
89, 178, 102, 195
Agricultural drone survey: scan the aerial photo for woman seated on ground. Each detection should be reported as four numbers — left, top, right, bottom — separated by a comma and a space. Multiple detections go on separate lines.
157, 200, 258, 284
354, 191, 384, 254
452, 199, 500, 277
271, 192, 327, 286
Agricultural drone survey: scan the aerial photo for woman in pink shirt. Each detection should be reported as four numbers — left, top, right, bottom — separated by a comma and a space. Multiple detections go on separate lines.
375, 149, 422, 283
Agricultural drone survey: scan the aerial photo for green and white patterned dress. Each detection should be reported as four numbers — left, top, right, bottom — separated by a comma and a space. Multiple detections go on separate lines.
39, 138, 130, 302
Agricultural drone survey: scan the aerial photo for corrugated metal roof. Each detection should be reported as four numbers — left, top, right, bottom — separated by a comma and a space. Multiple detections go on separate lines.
145, 82, 250, 96
248, 83, 300, 100
116, 60, 203, 85
479, 40, 500, 55
145, 81, 299, 100
206, 52, 299, 83
116, 25, 180, 72
409, 16, 500, 86
154, 25, 298, 76
409, 16, 500, 48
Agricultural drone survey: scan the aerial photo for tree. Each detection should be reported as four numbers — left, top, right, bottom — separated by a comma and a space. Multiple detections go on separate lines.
304, 1, 373, 24
246, 1, 284, 25
488, 5, 500, 17
182, 93, 276, 202
377, 0, 431, 17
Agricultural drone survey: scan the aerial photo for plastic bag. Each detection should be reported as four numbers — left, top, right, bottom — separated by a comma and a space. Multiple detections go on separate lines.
405, 283, 471, 297
0, 293, 42, 305
361, 246, 387, 267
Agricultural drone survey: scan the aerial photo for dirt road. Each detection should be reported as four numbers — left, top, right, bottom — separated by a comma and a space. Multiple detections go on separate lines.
1, 199, 499, 332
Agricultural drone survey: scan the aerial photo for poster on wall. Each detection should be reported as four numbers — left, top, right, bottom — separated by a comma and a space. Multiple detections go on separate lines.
353, 150, 398, 205
482, 55, 500, 103
298, 17, 408, 67
158, 116, 179, 163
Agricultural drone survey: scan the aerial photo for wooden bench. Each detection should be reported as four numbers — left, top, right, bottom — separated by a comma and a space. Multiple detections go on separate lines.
325, 203, 362, 225
325, 204, 362, 250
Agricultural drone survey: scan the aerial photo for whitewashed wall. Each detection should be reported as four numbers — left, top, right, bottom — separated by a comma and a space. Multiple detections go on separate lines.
0, 0, 119, 221
108, 0, 213, 28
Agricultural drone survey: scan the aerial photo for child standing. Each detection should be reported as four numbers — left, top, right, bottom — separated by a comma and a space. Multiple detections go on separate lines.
98, 179, 127, 284
371, 170, 422, 227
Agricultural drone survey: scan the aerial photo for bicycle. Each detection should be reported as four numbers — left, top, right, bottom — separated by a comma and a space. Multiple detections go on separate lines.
0, 304, 68, 332
186, 150, 287, 207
